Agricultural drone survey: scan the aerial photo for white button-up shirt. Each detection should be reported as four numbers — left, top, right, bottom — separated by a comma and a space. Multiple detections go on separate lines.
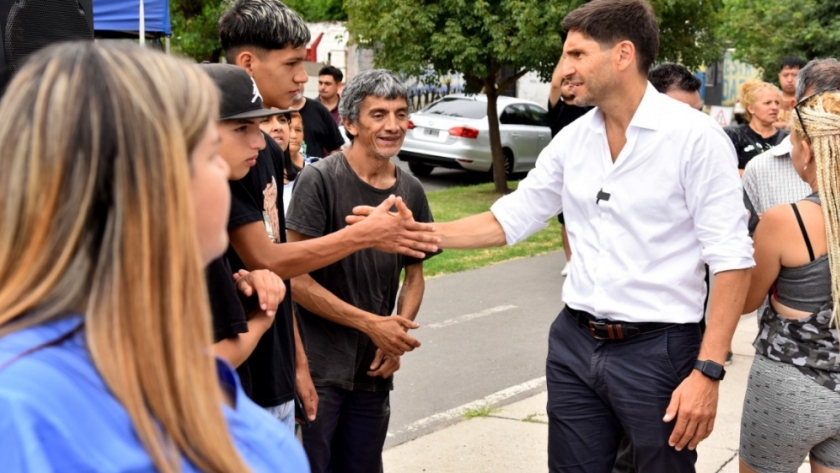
491, 83, 754, 323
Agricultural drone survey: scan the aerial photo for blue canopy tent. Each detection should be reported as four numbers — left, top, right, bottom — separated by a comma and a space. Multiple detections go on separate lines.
93, 0, 170, 48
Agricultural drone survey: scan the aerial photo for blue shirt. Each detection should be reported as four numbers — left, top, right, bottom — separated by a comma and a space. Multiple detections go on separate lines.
0, 316, 310, 472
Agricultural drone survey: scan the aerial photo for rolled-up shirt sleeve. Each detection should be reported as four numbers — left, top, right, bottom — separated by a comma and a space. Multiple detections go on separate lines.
491, 137, 565, 245
683, 124, 755, 274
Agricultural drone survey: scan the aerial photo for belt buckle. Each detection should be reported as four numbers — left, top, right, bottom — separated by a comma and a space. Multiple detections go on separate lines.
588, 320, 624, 340
589, 321, 609, 340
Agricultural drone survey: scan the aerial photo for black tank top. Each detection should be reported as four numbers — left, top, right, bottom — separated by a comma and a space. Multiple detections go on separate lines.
773, 193, 831, 313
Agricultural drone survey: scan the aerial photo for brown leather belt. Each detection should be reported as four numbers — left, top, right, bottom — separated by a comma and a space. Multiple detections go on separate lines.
565, 306, 691, 341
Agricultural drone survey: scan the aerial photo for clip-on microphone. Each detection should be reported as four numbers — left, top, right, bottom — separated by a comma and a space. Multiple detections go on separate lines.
596, 189, 611, 205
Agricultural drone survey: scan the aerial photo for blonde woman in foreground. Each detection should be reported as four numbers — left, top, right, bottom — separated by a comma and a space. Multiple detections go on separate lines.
740, 89, 840, 473
0, 42, 308, 472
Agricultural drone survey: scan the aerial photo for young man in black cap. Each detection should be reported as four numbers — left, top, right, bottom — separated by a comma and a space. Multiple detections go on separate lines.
202, 63, 290, 182
199, 63, 290, 373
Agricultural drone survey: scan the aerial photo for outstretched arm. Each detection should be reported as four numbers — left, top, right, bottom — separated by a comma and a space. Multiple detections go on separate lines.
230, 195, 439, 280
433, 212, 507, 249
348, 210, 507, 250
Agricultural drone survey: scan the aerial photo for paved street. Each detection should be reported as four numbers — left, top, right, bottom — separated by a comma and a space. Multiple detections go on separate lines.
382, 255, 811, 472
386, 251, 565, 448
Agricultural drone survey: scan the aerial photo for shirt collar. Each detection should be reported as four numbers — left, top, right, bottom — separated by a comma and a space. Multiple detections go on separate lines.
770, 135, 792, 156
586, 82, 663, 133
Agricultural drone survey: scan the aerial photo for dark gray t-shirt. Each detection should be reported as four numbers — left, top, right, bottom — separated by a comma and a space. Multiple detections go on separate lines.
286, 153, 435, 391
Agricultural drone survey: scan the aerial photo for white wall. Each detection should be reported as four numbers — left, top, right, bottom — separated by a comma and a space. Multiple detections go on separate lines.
306, 22, 349, 71
517, 71, 551, 107
303, 22, 349, 98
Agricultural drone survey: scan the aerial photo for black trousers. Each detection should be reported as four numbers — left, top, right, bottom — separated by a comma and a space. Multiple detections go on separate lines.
612, 266, 710, 473
301, 386, 390, 473
546, 308, 701, 473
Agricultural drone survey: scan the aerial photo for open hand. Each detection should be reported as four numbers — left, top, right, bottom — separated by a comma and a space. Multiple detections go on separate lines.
345, 195, 439, 258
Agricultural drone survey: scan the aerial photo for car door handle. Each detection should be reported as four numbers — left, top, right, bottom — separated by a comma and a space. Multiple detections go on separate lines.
511, 133, 520, 138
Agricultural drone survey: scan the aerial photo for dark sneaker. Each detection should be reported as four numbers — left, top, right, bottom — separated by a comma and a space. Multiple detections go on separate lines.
725, 351, 733, 366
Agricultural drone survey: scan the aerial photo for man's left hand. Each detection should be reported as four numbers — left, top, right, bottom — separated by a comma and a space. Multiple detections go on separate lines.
367, 348, 400, 378
663, 370, 719, 451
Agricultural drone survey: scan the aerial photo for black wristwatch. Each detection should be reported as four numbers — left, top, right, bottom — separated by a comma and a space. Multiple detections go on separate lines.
694, 360, 726, 381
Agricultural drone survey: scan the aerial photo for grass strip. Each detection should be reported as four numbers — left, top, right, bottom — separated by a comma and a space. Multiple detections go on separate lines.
422, 180, 563, 278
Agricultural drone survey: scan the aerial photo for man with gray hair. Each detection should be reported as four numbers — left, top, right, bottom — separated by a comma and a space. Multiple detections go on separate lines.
286, 69, 438, 473
743, 58, 840, 226
216, 0, 439, 435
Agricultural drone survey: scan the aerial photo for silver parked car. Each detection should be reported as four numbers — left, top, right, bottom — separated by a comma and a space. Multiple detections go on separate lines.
398, 94, 552, 176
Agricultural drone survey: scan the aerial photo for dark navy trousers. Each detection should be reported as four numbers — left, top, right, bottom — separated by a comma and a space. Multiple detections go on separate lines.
546, 307, 702, 473
302, 386, 390, 473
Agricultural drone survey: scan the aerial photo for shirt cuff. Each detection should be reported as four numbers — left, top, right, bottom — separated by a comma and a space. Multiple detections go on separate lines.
490, 196, 549, 245
703, 237, 755, 274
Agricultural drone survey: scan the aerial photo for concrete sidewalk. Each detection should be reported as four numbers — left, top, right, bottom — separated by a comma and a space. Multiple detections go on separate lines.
383, 313, 810, 473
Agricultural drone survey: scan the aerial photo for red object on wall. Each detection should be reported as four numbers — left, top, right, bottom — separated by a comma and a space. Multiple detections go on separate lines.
306, 32, 324, 62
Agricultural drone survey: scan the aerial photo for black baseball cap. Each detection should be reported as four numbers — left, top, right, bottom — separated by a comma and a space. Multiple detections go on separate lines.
198, 63, 289, 120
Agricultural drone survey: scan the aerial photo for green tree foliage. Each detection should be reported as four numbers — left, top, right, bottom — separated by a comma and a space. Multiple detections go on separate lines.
285, 0, 347, 21
719, 0, 840, 81
345, 0, 724, 193
169, 0, 347, 62
345, 0, 572, 193
170, 0, 225, 62
656, 0, 726, 70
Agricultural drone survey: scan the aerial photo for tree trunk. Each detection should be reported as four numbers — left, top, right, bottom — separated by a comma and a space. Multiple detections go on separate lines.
484, 81, 510, 194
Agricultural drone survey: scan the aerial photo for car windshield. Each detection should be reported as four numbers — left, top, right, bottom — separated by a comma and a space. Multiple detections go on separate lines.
421, 98, 486, 119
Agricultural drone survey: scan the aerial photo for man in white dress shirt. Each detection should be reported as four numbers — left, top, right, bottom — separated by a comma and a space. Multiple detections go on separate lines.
383, 0, 754, 471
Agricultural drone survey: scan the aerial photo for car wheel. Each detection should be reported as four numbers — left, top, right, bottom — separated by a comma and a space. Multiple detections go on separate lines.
408, 162, 434, 177
503, 148, 515, 176
489, 149, 515, 178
